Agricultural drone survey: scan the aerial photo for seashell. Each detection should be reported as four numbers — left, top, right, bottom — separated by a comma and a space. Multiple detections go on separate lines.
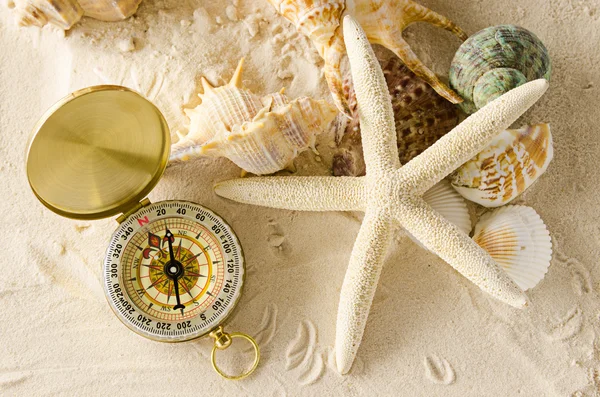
14, 0, 142, 30
333, 53, 460, 177
78, 0, 141, 21
450, 123, 553, 208
407, 180, 471, 250
473, 205, 552, 290
267, 0, 468, 115
170, 59, 338, 175
449, 25, 551, 114
423, 180, 471, 234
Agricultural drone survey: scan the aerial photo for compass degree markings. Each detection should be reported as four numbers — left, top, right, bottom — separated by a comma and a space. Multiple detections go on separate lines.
105, 201, 243, 341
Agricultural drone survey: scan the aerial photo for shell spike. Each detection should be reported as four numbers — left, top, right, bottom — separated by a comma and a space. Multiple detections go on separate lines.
379, 30, 463, 104
473, 205, 552, 290
175, 130, 186, 141
201, 77, 215, 94
285, 162, 297, 173
229, 58, 245, 88
324, 30, 353, 117
261, 96, 275, 114
406, 0, 468, 41
183, 108, 195, 118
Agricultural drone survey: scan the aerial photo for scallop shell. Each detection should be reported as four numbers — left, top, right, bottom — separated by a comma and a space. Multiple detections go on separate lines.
170, 59, 338, 175
407, 180, 471, 251
449, 25, 551, 114
333, 53, 460, 177
473, 205, 552, 290
450, 123, 553, 208
423, 180, 471, 234
268, 0, 468, 115
14, 0, 141, 30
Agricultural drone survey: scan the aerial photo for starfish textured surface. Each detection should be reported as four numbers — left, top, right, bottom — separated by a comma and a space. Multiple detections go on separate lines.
215, 16, 549, 375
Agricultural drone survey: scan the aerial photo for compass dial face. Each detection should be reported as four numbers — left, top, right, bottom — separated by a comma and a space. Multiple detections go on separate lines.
103, 200, 244, 342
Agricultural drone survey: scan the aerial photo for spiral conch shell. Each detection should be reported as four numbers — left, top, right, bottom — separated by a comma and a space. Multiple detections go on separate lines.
333, 53, 460, 176
450, 123, 553, 208
267, 0, 468, 115
449, 25, 551, 114
170, 59, 338, 175
13, 0, 142, 30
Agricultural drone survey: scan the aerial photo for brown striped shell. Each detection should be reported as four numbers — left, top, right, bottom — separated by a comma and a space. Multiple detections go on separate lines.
333, 54, 460, 176
450, 123, 553, 207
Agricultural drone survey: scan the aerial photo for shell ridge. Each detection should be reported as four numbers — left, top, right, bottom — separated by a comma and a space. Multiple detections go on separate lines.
473, 205, 552, 290
450, 123, 553, 207
450, 25, 551, 113
172, 79, 336, 174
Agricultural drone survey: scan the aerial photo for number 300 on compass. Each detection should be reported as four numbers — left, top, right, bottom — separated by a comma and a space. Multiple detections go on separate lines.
103, 200, 245, 342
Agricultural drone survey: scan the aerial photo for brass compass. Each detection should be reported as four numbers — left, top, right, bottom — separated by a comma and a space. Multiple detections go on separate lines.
25, 86, 259, 380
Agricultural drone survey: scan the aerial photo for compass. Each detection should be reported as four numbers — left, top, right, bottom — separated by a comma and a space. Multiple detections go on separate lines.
25, 85, 259, 380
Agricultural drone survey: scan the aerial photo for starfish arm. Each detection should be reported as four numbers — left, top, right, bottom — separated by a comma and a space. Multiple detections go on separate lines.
214, 176, 366, 211
336, 208, 393, 374
343, 16, 400, 175
397, 79, 549, 194
392, 197, 528, 308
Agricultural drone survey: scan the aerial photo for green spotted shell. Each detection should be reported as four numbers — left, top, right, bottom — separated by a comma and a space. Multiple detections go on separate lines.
449, 25, 551, 114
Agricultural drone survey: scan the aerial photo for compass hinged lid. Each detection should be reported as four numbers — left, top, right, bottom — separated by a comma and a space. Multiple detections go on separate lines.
26, 85, 170, 220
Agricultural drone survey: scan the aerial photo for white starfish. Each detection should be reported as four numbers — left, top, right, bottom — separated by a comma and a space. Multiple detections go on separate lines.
214, 16, 549, 374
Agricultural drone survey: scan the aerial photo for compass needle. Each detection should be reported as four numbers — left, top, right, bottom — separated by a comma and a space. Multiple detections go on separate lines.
165, 228, 185, 313
176, 240, 182, 259
28, 87, 257, 379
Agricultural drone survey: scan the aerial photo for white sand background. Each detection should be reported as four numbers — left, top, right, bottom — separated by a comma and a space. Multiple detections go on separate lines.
1, 0, 599, 395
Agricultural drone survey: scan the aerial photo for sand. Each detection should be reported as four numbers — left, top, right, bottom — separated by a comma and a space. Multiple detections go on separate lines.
1, 0, 599, 395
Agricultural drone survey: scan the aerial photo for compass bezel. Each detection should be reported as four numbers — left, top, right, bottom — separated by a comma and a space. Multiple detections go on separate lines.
102, 200, 246, 343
